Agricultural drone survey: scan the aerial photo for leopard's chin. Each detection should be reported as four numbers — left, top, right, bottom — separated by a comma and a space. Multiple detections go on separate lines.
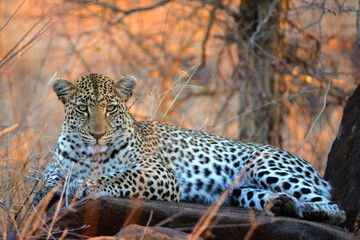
88, 144, 108, 153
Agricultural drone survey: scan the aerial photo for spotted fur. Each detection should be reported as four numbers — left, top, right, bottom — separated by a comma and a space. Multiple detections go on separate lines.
35, 73, 346, 225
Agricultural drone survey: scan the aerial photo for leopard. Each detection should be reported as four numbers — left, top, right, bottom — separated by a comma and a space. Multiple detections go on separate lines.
35, 73, 346, 225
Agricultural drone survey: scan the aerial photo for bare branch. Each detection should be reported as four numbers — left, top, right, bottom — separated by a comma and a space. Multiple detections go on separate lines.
0, 0, 26, 32
199, 5, 216, 69
0, 3, 93, 75
67, 0, 171, 16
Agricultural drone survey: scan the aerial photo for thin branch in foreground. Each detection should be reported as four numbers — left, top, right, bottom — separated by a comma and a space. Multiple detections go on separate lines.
0, 0, 27, 32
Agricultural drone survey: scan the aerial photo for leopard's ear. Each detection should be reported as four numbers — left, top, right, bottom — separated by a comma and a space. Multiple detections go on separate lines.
52, 78, 77, 104
114, 75, 137, 102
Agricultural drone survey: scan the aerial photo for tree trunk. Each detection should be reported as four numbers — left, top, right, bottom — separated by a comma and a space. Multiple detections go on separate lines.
237, 0, 287, 147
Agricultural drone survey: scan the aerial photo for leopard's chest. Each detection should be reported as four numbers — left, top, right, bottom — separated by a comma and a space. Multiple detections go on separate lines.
55, 138, 134, 180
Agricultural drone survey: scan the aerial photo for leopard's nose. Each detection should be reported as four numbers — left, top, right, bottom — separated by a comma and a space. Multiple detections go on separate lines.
90, 132, 105, 140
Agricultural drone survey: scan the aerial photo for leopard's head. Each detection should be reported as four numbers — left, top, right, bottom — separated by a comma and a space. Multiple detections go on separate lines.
52, 73, 137, 146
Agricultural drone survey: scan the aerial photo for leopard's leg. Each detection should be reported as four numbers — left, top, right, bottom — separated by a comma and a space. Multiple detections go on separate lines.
33, 172, 64, 206
253, 175, 345, 224
69, 162, 180, 202
231, 185, 346, 224
240, 154, 346, 224
33, 158, 75, 206
231, 185, 297, 217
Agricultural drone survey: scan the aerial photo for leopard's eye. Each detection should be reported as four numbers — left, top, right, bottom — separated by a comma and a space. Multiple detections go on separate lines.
77, 104, 88, 113
106, 105, 117, 113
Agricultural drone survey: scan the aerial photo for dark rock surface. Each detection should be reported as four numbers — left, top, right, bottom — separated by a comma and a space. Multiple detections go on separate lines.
48, 197, 353, 240
325, 84, 360, 231
116, 224, 203, 240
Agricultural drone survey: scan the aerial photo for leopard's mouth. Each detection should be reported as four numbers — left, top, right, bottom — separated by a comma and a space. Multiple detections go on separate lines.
84, 134, 113, 147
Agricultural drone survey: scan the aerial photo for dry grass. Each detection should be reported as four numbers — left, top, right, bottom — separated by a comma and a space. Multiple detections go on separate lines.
0, 0, 359, 239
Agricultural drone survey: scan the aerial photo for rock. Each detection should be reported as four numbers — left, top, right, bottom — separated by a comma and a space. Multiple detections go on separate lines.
116, 224, 203, 240
325, 84, 360, 231
45, 197, 352, 240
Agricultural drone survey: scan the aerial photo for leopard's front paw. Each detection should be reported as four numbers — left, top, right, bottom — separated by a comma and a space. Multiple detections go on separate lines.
68, 179, 87, 199
33, 183, 61, 207
68, 179, 102, 200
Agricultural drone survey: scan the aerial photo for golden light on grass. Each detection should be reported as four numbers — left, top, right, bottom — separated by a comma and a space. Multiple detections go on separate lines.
0, 0, 358, 238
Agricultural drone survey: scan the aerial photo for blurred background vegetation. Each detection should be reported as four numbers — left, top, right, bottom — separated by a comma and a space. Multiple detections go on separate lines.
0, 0, 359, 237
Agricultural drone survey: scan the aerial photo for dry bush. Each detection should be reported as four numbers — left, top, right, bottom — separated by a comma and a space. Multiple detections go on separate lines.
0, 0, 359, 238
